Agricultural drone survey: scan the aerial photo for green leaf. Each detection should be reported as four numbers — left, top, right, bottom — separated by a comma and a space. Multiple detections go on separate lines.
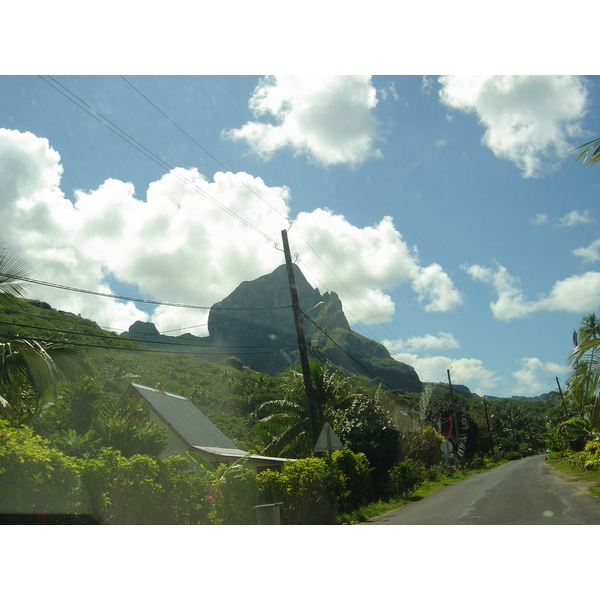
186, 449, 217, 473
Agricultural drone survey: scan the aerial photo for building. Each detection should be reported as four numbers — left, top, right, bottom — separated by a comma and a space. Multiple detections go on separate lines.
122, 383, 292, 473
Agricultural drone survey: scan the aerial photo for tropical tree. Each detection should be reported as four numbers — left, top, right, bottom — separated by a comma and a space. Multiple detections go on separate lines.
0, 242, 93, 424
568, 336, 600, 428
254, 360, 357, 457
0, 240, 29, 309
571, 137, 600, 167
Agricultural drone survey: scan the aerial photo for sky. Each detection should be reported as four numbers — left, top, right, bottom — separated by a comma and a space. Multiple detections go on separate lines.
2, 74, 600, 398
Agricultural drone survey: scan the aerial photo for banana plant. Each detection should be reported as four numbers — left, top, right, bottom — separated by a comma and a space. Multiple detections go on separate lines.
186, 449, 251, 523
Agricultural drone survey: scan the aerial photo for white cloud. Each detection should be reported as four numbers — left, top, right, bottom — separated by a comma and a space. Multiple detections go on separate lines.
556, 209, 594, 227
293, 210, 462, 324
0, 128, 462, 334
438, 75, 589, 177
465, 262, 600, 320
223, 75, 382, 167
385, 348, 499, 396
509, 357, 568, 396
573, 238, 600, 263
530, 213, 549, 225
384, 332, 459, 353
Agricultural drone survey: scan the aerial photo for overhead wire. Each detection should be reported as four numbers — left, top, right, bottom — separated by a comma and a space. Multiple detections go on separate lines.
119, 76, 292, 225
0, 319, 298, 352
37, 76, 462, 388
38, 75, 283, 249
117, 76, 407, 347
2, 273, 291, 312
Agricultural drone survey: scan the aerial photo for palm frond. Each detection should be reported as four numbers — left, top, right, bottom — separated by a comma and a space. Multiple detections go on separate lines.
0, 241, 30, 308
570, 137, 600, 167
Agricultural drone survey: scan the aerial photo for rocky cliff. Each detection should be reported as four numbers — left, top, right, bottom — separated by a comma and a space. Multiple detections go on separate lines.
207, 264, 422, 392
125, 264, 422, 392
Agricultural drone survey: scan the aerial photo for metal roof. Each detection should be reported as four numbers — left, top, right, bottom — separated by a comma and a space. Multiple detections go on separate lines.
128, 383, 238, 449
192, 446, 294, 463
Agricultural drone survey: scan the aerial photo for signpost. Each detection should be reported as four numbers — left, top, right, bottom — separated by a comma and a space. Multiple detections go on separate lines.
440, 440, 454, 463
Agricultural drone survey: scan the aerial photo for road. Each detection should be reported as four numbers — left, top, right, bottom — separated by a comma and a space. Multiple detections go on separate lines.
358, 454, 600, 525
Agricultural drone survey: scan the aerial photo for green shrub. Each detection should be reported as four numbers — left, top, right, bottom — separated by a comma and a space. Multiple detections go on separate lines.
386, 459, 425, 498
155, 455, 214, 524
401, 426, 444, 467
425, 461, 457, 481
0, 421, 83, 518
218, 465, 258, 525
331, 448, 373, 512
257, 457, 334, 525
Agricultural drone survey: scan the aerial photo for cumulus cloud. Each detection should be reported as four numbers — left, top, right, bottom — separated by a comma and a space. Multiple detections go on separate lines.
223, 76, 382, 167
384, 345, 499, 396
383, 332, 459, 353
573, 238, 600, 263
292, 210, 462, 324
465, 262, 600, 320
530, 213, 549, 226
0, 128, 461, 334
509, 357, 568, 396
438, 75, 589, 177
556, 209, 594, 227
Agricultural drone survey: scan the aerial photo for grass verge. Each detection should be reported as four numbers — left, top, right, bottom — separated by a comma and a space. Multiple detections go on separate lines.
546, 455, 600, 497
337, 464, 502, 524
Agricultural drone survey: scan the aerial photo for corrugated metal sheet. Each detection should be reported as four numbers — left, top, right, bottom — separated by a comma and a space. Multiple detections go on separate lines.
129, 383, 238, 449
192, 446, 293, 463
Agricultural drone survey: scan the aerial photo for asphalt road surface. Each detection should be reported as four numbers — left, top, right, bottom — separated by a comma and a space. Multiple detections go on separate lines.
358, 454, 600, 525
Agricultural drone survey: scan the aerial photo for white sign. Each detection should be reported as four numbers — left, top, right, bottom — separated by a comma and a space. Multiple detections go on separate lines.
440, 440, 453, 454
314, 422, 344, 453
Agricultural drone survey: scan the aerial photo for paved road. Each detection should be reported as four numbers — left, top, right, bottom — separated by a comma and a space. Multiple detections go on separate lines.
358, 454, 600, 525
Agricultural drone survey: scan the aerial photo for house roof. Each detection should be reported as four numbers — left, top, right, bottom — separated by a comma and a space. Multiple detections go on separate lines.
192, 446, 294, 464
128, 383, 238, 449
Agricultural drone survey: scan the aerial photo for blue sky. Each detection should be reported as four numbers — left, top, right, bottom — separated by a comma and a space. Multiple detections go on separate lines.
1, 74, 599, 398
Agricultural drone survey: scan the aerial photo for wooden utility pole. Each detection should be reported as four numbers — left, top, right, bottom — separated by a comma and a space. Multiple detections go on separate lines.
281, 229, 320, 446
482, 396, 495, 456
556, 377, 567, 411
447, 369, 460, 449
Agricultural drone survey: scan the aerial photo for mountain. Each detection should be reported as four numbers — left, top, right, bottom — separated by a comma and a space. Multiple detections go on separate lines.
127, 264, 423, 392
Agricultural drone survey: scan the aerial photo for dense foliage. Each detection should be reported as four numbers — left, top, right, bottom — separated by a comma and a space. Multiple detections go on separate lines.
0, 273, 566, 525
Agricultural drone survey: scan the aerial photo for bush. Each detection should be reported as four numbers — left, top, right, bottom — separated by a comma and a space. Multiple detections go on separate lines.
0, 421, 83, 518
401, 426, 444, 467
386, 459, 425, 498
331, 448, 373, 512
257, 457, 334, 524
425, 461, 457, 482
218, 465, 258, 525
505, 450, 521, 461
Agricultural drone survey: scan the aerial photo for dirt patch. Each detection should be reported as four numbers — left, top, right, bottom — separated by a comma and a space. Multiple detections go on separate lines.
547, 461, 599, 497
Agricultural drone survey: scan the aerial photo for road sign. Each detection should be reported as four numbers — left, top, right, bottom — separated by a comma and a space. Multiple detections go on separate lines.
314, 422, 344, 452
440, 440, 453, 454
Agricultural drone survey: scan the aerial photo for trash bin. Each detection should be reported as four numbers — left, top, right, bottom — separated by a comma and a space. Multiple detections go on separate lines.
252, 502, 283, 525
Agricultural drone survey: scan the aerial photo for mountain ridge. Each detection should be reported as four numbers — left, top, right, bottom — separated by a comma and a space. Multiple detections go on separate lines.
126, 264, 423, 392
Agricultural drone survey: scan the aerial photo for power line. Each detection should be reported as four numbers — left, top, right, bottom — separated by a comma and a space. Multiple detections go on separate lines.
2, 272, 291, 312
38, 76, 282, 248
119, 76, 291, 225
0, 319, 298, 352
0, 332, 298, 358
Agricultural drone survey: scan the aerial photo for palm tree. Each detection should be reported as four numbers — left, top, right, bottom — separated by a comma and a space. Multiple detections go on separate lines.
0, 338, 92, 424
0, 241, 92, 424
567, 314, 600, 428
0, 240, 29, 308
254, 360, 358, 457
571, 137, 600, 167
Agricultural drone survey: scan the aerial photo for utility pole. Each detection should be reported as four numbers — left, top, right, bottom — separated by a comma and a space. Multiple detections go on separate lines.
482, 396, 495, 456
556, 377, 567, 411
447, 369, 461, 451
281, 229, 320, 446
